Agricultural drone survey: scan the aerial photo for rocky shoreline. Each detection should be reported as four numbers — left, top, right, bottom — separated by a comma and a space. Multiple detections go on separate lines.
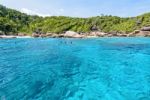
1, 28, 150, 38
31, 27, 150, 38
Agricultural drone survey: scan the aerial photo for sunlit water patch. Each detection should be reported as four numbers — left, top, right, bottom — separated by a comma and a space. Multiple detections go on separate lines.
0, 38, 150, 100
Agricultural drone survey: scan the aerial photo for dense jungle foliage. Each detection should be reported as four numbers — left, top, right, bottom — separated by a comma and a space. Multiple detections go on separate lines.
0, 4, 150, 35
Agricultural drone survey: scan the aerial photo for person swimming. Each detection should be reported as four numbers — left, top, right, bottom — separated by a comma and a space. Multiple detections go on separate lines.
60, 41, 72, 44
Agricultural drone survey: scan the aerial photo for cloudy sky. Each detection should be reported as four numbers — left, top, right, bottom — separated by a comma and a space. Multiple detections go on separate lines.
1, 0, 150, 17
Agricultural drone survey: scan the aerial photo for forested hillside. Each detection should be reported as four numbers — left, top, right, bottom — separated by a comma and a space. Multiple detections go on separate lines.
0, 4, 150, 35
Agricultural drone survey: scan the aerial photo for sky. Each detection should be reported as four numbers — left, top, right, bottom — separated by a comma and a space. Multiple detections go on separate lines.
1, 0, 150, 17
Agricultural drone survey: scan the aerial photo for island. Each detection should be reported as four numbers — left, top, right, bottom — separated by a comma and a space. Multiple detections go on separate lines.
1, 4, 150, 38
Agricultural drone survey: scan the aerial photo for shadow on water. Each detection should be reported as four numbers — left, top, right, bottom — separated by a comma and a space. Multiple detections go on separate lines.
24, 79, 55, 99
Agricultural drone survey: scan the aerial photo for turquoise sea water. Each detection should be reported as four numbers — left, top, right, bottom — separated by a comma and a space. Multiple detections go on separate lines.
0, 38, 150, 100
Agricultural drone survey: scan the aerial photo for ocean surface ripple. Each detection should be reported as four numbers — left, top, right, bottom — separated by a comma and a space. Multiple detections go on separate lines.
0, 38, 150, 100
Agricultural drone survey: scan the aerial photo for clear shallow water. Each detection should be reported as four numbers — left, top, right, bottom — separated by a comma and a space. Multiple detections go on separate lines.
0, 38, 150, 100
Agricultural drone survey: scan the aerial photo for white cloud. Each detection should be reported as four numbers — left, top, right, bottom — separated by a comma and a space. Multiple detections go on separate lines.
20, 8, 51, 17
20, 8, 66, 17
